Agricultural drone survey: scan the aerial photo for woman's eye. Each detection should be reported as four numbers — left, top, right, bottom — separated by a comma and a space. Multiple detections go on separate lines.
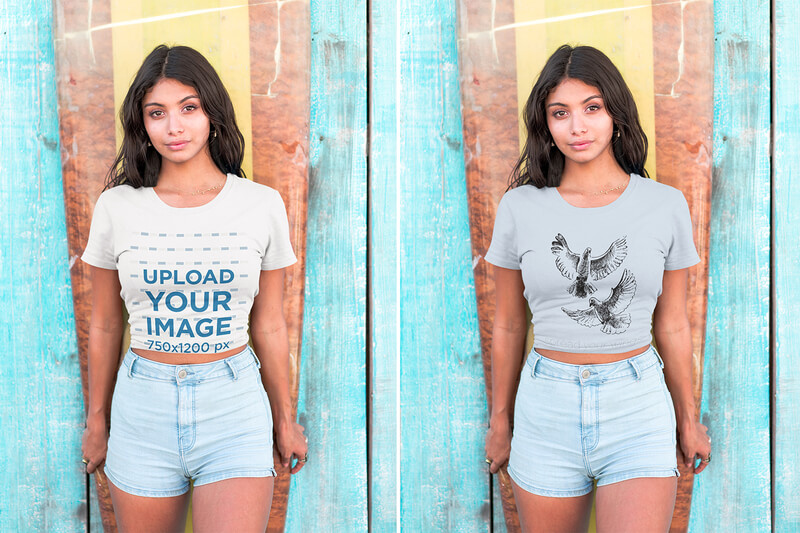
148, 110, 164, 118
553, 110, 567, 118
586, 104, 601, 112
183, 104, 198, 112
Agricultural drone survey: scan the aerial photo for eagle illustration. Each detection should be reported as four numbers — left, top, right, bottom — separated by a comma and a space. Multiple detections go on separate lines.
561, 269, 637, 335
551, 233, 627, 298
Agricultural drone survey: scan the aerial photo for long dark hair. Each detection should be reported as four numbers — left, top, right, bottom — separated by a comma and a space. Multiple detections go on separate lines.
105, 45, 246, 189
509, 44, 649, 189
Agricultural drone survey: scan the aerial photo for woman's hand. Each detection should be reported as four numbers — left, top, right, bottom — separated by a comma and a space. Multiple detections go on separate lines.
485, 415, 512, 474
81, 413, 109, 474
677, 420, 711, 474
275, 420, 308, 474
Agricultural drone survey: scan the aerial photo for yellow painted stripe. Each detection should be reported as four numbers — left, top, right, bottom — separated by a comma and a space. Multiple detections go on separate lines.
513, 0, 657, 179
111, 0, 253, 179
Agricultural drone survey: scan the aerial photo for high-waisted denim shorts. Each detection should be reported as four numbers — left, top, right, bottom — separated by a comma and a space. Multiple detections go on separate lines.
507, 346, 679, 498
105, 346, 276, 498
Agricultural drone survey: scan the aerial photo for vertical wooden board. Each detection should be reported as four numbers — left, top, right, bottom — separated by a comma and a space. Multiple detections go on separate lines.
369, 0, 400, 529
396, 0, 489, 530
0, 0, 85, 530
650, 2, 714, 530
285, 0, 368, 530
247, 1, 311, 529
772, 2, 800, 531
689, 0, 772, 531
455, 0, 521, 529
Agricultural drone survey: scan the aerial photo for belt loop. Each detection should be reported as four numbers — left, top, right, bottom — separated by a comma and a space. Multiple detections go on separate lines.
225, 358, 239, 380
628, 357, 641, 381
530, 354, 541, 379
252, 348, 262, 369
127, 353, 139, 379
653, 348, 665, 369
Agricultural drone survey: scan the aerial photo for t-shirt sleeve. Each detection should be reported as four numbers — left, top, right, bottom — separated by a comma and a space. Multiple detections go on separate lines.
81, 192, 118, 270
485, 194, 521, 270
261, 190, 298, 270
664, 192, 701, 270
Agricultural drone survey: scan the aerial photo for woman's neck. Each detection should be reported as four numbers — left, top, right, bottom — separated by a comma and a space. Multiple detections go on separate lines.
558, 154, 629, 194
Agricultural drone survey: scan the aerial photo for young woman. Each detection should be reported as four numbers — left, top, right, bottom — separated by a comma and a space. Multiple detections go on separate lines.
80, 45, 307, 532
484, 45, 711, 532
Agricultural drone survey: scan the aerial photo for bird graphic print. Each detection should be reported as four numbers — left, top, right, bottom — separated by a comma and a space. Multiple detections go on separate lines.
551, 233, 628, 298
562, 269, 637, 334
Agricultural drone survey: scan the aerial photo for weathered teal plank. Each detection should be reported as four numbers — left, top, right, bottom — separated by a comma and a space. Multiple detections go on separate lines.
285, 0, 368, 530
369, 0, 400, 529
0, 1, 84, 531
773, 2, 800, 531
689, 0, 771, 531
396, 0, 489, 530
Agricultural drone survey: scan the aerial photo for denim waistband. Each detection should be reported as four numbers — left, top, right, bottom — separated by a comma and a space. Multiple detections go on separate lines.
526, 346, 663, 383
122, 345, 259, 383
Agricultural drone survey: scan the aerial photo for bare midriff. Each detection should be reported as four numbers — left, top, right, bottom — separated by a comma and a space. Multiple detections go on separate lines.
535, 344, 651, 365
131, 344, 249, 365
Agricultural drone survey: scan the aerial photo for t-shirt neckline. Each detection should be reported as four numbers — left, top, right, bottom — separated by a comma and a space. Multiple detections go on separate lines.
146, 173, 235, 212
548, 173, 639, 212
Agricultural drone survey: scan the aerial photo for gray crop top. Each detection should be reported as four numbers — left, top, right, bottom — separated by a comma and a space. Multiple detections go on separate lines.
485, 174, 700, 353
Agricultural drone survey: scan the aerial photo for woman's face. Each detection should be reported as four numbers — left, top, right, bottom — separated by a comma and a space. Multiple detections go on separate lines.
545, 78, 615, 168
142, 78, 211, 167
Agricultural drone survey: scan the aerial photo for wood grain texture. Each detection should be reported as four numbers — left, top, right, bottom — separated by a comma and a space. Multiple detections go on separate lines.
650, 2, 714, 530
0, 0, 85, 530
284, 0, 368, 529
53, 0, 120, 528
455, 0, 521, 530
772, 2, 800, 531
368, 0, 400, 528
247, 1, 310, 530
392, 1, 489, 530
689, 0, 772, 530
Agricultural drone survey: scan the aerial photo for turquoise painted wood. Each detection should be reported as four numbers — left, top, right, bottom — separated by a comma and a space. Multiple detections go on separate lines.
285, 0, 368, 530
772, 2, 800, 531
689, 0, 772, 531
369, 0, 401, 529
394, 0, 489, 529
0, 1, 85, 531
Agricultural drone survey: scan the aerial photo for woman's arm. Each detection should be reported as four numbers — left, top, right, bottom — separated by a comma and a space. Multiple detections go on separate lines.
250, 268, 307, 474
82, 266, 125, 473
486, 266, 529, 473
653, 267, 710, 474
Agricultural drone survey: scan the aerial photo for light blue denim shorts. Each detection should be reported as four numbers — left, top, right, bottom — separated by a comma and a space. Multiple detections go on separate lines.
105, 346, 276, 498
507, 346, 679, 498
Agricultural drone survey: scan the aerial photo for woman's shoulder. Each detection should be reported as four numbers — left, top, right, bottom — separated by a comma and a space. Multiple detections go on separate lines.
632, 174, 688, 204
228, 174, 284, 203
94, 183, 144, 208
499, 183, 549, 208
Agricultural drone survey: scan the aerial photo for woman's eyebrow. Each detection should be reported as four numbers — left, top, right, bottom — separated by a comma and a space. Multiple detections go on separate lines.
546, 94, 603, 108
143, 95, 199, 108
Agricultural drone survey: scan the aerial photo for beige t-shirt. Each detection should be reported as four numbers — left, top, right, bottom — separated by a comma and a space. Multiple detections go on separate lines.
82, 174, 296, 355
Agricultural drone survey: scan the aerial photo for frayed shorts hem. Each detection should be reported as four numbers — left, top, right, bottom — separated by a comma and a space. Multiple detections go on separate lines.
105, 468, 190, 498
507, 466, 593, 498
193, 468, 277, 488
597, 468, 680, 487
106, 467, 278, 498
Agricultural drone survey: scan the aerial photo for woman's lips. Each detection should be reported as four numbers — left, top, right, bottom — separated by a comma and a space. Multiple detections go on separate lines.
166, 140, 189, 150
569, 140, 593, 150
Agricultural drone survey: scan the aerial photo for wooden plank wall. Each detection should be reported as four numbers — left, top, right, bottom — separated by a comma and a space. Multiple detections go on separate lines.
369, 0, 401, 528
772, 2, 800, 532
689, 0, 772, 531
0, 0, 85, 531
284, 0, 369, 530
4, 0, 799, 530
390, 0, 488, 529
